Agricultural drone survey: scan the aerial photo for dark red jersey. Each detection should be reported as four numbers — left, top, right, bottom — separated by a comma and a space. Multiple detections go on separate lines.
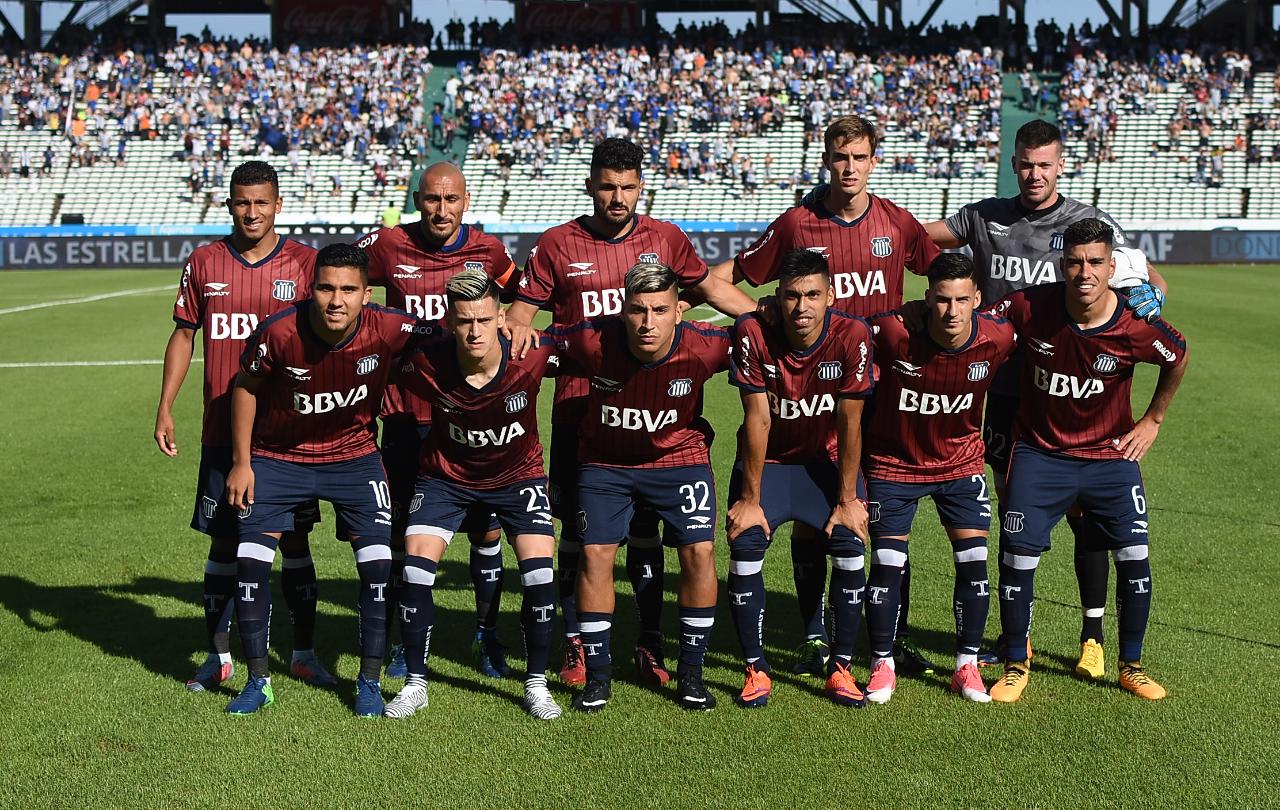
729, 310, 875, 464
863, 312, 1018, 481
358, 223, 517, 424
519, 214, 710, 424
734, 194, 939, 317
172, 236, 316, 446
401, 335, 556, 489
239, 302, 426, 463
994, 284, 1187, 459
549, 319, 730, 469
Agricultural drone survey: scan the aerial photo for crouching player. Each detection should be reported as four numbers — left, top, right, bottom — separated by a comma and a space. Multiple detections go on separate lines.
225, 244, 427, 716
990, 218, 1188, 702
550, 262, 730, 713
726, 249, 875, 708
384, 269, 562, 721
861, 254, 1017, 703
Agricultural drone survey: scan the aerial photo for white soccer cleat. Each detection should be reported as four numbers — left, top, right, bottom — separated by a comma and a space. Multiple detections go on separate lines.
383, 681, 429, 719
523, 677, 562, 721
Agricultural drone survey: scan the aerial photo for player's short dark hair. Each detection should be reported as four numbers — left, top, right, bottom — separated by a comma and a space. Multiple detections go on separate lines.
314, 243, 369, 284
445, 267, 499, 306
824, 115, 880, 154
777, 249, 830, 284
1014, 119, 1063, 152
926, 253, 976, 286
229, 160, 279, 194
590, 138, 644, 177
1062, 218, 1115, 251
624, 261, 677, 297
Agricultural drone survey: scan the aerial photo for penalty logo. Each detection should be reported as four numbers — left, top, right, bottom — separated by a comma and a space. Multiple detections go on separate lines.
356, 355, 380, 375
638, 252, 660, 264
505, 391, 528, 413
1050, 232, 1064, 251
667, 378, 693, 397
870, 236, 893, 258
1093, 354, 1119, 374
272, 280, 296, 301
968, 361, 990, 381
818, 361, 843, 381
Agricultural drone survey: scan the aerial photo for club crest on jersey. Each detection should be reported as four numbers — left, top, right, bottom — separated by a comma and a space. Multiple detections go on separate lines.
667, 378, 693, 397
638, 252, 660, 264
1050, 232, 1065, 251
1093, 354, 1119, 374
410, 493, 424, 514
272, 280, 296, 301
968, 361, 990, 382
201, 496, 218, 520
591, 376, 623, 393
505, 391, 528, 413
464, 261, 485, 273
868, 501, 881, 523
356, 355, 380, 375
1003, 511, 1025, 533
870, 236, 893, 258
818, 361, 843, 381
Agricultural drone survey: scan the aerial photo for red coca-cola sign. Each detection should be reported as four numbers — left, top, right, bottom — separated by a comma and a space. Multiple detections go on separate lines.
521, 2, 640, 36
276, 0, 382, 42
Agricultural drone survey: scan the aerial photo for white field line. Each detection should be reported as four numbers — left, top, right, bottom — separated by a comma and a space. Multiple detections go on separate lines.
0, 285, 172, 315
0, 359, 202, 368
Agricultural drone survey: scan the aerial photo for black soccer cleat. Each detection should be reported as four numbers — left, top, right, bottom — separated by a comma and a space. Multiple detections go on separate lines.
676, 666, 717, 712
571, 678, 612, 713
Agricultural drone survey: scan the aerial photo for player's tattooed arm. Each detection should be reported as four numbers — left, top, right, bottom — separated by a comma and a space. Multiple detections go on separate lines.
1117, 351, 1189, 462
825, 397, 870, 540
226, 373, 262, 511
503, 299, 540, 360
726, 391, 771, 541
924, 219, 966, 249
154, 325, 196, 456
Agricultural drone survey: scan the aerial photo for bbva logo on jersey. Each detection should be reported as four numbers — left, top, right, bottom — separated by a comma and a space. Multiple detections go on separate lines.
272, 280, 296, 301
505, 391, 528, 413
667, 378, 693, 397
870, 236, 893, 258
818, 361, 842, 381
356, 354, 380, 375
968, 361, 990, 381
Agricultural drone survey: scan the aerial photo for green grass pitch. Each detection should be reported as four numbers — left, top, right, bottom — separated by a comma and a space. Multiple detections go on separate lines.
0, 266, 1277, 805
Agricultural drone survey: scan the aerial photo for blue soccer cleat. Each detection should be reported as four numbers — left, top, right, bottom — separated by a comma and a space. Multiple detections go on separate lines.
226, 675, 274, 715
472, 628, 512, 679
354, 674, 385, 718
290, 651, 338, 688
187, 655, 234, 693
386, 644, 408, 679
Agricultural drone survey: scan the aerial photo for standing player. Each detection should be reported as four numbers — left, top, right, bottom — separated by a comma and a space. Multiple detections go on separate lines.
860, 254, 1018, 704
506, 138, 753, 687
384, 269, 561, 721
710, 114, 940, 675
925, 119, 1170, 672
987, 218, 1188, 703
357, 162, 519, 679
726, 249, 875, 708
224, 244, 426, 716
548, 263, 730, 713
154, 160, 334, 693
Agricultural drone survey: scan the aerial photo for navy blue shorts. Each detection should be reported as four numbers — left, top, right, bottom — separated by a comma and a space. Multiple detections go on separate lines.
727, 461, 865, 555
237, 452, 390, 543
578, 464, 716, 546
866, 474, 992, 539
550, 425, 660, 539
192, 444, 319, 537
999, 443, 1150, 554
380, 418, 497, 537
405, 475, 554, 543
983, 391, 1018, 474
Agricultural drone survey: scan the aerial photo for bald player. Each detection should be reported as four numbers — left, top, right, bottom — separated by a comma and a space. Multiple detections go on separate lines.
357, 162, 521, 680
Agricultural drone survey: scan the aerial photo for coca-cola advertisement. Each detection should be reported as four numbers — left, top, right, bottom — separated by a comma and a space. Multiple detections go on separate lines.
520, 1, 640, 37
276, 0, 384, 44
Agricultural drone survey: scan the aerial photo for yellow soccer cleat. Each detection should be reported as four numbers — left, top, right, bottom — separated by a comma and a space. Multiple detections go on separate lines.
1075, 638, 1106, 681
1119, 662, 1167, 700
989, 661, 1031, 703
